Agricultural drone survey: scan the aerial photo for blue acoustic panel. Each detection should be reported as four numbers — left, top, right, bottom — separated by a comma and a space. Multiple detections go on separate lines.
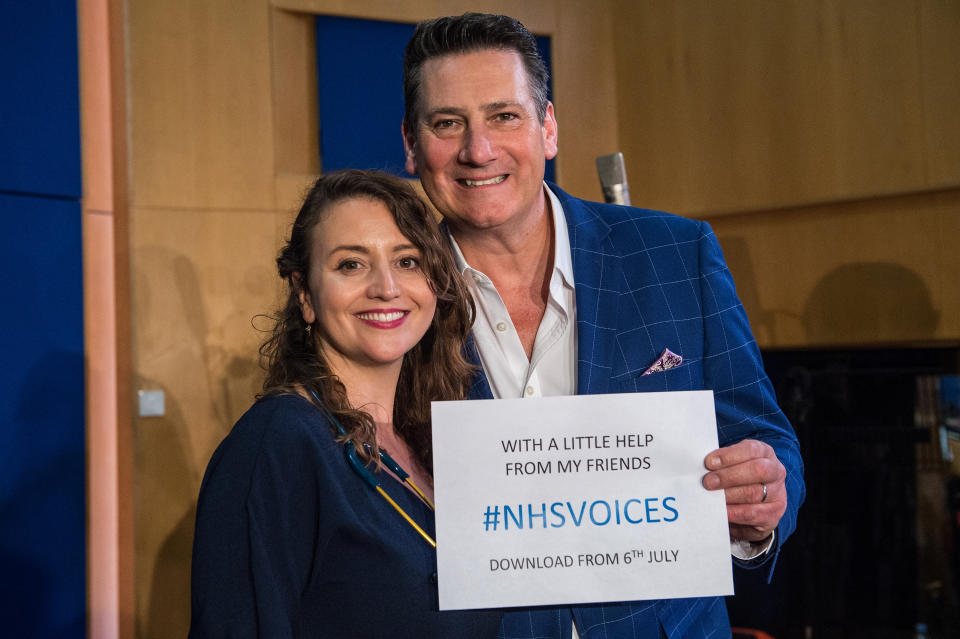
0, 193, 85, 637
0, 0, 81, 199
315, 16, 412, 175
315, 16, 554, 183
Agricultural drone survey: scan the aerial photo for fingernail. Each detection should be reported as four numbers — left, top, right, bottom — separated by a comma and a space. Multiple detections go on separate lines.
703, 474, 720, 490
705, 455, 720, 470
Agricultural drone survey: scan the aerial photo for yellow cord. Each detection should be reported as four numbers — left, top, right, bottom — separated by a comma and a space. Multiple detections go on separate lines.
376, 486, 437, 547
404, 479, 435, 510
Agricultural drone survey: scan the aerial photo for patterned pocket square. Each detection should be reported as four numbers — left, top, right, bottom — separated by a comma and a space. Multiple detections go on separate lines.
642, 348, 683, 375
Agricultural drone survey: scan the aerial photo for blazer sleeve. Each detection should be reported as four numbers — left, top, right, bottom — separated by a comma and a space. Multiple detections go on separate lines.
696, 220, 805, 577
189, 406, 325, 638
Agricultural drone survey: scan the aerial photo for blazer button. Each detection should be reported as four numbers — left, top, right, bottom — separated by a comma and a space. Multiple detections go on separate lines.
429, 572, 438, 585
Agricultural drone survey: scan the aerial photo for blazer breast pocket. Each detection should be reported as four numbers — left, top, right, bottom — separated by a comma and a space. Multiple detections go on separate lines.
611, 361, 702, 394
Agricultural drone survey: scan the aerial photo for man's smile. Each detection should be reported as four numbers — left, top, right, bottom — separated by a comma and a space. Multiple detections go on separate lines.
460, 175, 508, 187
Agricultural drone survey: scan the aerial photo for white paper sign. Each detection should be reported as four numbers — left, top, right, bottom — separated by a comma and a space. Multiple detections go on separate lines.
431, 391, 733, 610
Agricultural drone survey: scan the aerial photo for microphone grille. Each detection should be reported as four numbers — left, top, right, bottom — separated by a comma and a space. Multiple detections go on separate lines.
595, 152, 627, 187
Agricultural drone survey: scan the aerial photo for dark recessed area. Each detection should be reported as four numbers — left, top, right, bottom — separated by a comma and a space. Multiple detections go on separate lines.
729, 346, 960, 639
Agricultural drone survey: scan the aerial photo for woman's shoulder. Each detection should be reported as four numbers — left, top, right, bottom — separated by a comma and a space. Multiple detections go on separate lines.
203, 393, 339, 481
239, 392, 322, 424
231, 392, 336, 451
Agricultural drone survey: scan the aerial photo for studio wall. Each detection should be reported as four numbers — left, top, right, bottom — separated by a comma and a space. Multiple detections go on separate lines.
611, 0, 960, 348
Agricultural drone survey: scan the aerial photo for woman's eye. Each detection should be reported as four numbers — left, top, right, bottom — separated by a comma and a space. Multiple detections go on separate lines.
397, 256, 420, 269
337, 260, 362, 272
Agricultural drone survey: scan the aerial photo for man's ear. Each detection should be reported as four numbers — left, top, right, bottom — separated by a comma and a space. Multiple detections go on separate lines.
542, 101, 559, 161
401, 120, 418, 176
292, 272, 316, 325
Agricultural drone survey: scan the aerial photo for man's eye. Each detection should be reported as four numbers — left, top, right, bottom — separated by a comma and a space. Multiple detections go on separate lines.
495, 113, 518, 122
433, 119, 459, 131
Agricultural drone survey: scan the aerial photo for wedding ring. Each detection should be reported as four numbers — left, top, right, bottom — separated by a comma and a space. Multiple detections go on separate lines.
760, 483, 768, 503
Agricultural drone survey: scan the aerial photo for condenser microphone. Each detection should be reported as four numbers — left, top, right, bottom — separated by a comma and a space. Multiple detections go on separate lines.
595, 152, 630, 206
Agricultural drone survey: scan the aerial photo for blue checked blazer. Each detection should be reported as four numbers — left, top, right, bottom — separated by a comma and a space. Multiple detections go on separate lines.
467, 184, 805, 639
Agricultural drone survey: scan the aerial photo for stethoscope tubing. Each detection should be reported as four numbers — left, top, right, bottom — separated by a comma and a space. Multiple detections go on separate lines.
308, 390, 436, 547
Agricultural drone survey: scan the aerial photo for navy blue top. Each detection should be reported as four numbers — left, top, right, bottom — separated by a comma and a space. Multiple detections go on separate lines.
189, 394, 502, 638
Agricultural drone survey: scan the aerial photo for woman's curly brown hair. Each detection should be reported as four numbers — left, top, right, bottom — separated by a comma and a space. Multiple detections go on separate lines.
259, 169, 475, 475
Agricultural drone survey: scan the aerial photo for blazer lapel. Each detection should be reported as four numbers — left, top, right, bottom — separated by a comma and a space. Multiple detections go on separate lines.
464, 332, 494, 400
552, 184, 622, 396
442, 219, 494, 402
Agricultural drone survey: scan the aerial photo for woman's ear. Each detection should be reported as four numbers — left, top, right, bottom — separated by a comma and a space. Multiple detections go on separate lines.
292, 272, 316, 325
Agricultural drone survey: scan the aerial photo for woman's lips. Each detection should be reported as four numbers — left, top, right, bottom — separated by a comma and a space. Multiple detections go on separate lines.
355, 310, 409, 328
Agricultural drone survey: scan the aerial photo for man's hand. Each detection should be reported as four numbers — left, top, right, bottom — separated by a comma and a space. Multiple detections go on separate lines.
702, 439, 787, 543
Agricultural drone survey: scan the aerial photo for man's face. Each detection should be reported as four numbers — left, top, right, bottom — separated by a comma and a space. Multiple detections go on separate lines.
403, 49, 558, 234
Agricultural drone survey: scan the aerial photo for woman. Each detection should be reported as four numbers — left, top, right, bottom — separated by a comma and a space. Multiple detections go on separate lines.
189, 170, 501, 638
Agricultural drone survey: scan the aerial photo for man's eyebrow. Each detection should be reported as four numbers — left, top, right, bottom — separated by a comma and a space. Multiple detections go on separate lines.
423, 106, 467, 120
423, 101, 525, 120
483, 101, 522, 112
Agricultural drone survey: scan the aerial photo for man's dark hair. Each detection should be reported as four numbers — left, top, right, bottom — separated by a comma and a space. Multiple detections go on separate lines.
403, 12, 550, 130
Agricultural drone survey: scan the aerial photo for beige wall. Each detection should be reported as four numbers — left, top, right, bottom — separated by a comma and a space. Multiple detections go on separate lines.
611, 0, 960, 217
611, 0, 960, 348
709, 187, 960, 347
118, 0, 960, 637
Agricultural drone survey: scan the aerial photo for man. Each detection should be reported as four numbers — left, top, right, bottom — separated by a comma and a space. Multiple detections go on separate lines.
401, 13, 804, 638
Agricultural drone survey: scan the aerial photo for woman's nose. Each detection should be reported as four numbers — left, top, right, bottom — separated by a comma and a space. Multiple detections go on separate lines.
368, 264, 400, 299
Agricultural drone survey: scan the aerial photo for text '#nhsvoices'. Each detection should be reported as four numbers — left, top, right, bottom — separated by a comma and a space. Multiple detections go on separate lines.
482, 497, 678, 532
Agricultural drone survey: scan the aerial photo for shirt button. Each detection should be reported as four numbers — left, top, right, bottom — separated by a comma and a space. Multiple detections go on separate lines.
472, 274, 483, 283
496, 321, 508, 332
525, 386, 535, 396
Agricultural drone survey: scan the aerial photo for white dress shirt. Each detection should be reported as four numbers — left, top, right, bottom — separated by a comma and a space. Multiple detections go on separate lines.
446, 185, 577, 400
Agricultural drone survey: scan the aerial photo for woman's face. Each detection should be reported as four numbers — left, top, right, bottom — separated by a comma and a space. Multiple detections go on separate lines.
298, 197, 437, 375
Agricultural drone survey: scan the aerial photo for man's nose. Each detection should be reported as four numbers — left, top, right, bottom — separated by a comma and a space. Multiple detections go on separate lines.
458, 124, 496, 166
368, 264, 400, 299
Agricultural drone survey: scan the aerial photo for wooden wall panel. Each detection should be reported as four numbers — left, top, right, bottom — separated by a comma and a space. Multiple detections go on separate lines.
272, 0, 556, 31
130, 205, 289, 636
611, 0, 959, 217
269, 8, 321, 213
709, 188, 960, 348
271, 8, 320, 178
921, 0, 960, 186
553, 0, 619, 202
128, 0, 276, 210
